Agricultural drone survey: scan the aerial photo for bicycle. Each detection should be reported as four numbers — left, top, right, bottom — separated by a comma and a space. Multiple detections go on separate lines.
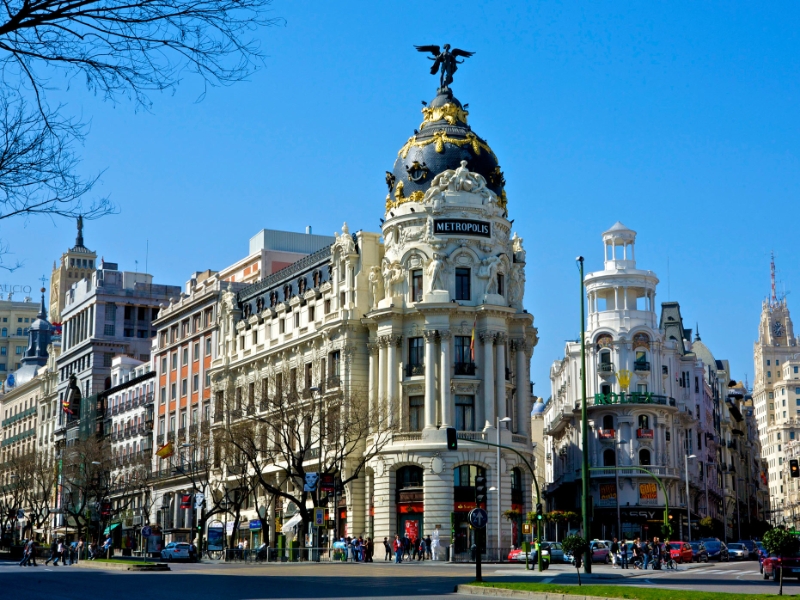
663, 557, 678, 570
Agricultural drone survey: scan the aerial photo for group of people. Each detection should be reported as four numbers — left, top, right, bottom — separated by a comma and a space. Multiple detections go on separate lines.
386, 534, 433, 563
608, 536, 672, 570
339, 536, 374, 562
18, 534, 114, 567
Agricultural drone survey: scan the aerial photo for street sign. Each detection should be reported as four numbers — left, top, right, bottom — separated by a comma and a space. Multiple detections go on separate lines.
16, 509, 24, 519
141, 526, 152, 537
314, 507, 325, 527
522, 522, 532, 535
468, 507, 488, 529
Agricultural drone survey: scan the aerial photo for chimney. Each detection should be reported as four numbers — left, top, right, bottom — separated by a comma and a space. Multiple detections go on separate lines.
306, 226, 312, 235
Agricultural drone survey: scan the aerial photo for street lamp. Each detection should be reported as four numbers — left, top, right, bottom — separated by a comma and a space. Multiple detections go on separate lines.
685, 454, 696, 542
496, 416, 512, 552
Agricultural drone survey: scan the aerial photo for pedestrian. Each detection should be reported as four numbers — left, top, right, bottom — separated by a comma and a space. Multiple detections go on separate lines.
57, 539, 66, 565
610, 538, 619, 568
366, 537, 373, 563
620, 538, 628, 569
403, 535, 411, 560
393, 534, 403, 564
425, 535, 432, 560
411, 536, 418, 560
18, 539, 30, 567
632, 538, 642, 569
651, 537, 661, 570
642, 539, 651, 570
189, 541, 197, 562
45, 539, 59, 565
383, 537, 392, 561
243, 538, 249, 561
77, 538, 84, 563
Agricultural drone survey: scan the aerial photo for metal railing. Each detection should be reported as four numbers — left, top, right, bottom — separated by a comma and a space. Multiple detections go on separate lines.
454, 362, 477, 376
451, 547, 513, 563
405, 364, 424, 377
598, 362, 614, 374
633, 361, 651, 372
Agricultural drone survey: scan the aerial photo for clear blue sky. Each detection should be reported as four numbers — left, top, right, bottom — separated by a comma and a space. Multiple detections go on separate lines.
4, 1, 800, 396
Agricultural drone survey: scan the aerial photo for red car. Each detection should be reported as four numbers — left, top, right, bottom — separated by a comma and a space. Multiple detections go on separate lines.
763, 552, 800, 583
668, 541, 693, 563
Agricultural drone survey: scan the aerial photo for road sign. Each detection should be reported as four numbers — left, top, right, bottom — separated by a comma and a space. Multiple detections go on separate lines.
468, 507, 488, 529
16, 509, 24, 519
314, 507, 325, 527
141, 525, 152, 537
522, 522, 532, 535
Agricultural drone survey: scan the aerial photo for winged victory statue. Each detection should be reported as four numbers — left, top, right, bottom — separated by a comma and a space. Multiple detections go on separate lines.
415, 44, 475, 90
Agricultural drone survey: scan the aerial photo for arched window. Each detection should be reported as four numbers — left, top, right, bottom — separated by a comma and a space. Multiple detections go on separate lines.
602, 415, 614, 431
639, 448, 651, 466
598, 349, 612, 372
638, 415, 650, 430
603, 449, 616, 467
397, 466, 423, 489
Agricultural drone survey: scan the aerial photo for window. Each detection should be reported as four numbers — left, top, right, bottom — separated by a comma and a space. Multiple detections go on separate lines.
455, 395, 475, 431
639, 448, 651, 466
411, 270, 423, 302
205, 337, 212, 356
638, 415, 650, 429
408, 396, 423, 431
397, 465, 423, 489
192, 374, 199, 392
158, 417, 165, 435
324, 299, 331, 314
294, 313, 299, 328
252, 329, 258, 345
169, 416, 175, 432
455, 268, 471, 301
767, 360, 771, 365
768, 371, 772, 378
160, 387, 166, 404
309, 305, 315, 322
105, 303, 116, 321
454, 336, 473, 373
171, 353, 177, 370
279, 319, 285, 334
161, 357, 167, 373
14, 346, 21, 355
0, 348, 5, 356
170, 383, 176, 400
602, 415, 614, 430
1, 328, 5, 337
329, 351, 341, 380
193, 343, 200, 361
205, 372, 211, 388
408, 337, 424, 374
454, 464, 485, 487
181, 379, 187, 396
497, 273, 504, 296
603, 448, 616, 467
182, 348, 188, 366
104, 324, 115, 336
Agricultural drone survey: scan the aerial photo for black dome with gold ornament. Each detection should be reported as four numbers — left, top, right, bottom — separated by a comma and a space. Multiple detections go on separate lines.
385, 87, 506, 213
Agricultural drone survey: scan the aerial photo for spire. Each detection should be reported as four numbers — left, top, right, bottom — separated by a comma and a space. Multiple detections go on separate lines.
76, 215, 84, 248
38, 287, 47, 320
771, 251, 777, 307
694, 323, 700, 341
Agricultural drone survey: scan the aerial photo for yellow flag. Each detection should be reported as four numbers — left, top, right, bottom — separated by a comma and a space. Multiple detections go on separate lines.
156, 442, 174, 459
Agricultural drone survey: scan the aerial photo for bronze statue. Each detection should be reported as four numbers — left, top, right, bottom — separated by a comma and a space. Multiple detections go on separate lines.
415, 44, 475, 90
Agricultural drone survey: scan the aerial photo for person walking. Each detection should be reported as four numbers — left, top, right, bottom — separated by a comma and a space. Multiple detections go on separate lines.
77, 538, 84, 563
393, 534, 403, 564
651, 537, 661, 570
18, 539, 30, 567
632, 538, 642, 569
642, 539, 652, 570
620, 538, 628, 569
425, 535, 432, 560
45, 539, 59, 566
383, 537, 392, 561
365, 537, 373, 563
57, 539, 66, 565
610, 538, 619, 568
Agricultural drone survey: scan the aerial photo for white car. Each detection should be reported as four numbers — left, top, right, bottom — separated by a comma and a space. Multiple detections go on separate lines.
161, 542, 191, 561
727, 543, 750, 560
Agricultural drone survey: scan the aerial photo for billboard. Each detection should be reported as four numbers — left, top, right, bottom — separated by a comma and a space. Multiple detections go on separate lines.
639, 483, 658, 505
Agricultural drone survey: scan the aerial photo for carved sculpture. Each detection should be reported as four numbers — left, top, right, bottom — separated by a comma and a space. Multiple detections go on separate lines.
427, 252, 446, 292
369, 265, 383, 308
478, 256, 501, 295
334, 222, 356, 255
414, 44, 475, 90
508, 265, 525, 306
512, 232, 526, 263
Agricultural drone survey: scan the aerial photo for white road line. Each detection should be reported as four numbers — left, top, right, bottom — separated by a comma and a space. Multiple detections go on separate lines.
541, 577, 554, 584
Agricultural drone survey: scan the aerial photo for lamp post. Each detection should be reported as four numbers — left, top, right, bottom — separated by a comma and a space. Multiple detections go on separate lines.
577, 256, 591, 574
496, 416, 512, 552
309, 385, 322, 558
684, 454, 696, 542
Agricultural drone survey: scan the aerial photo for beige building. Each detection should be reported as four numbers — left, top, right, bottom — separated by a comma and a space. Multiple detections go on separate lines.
753, 292, 799, 524
0, 297, 42, 384
49, 216, 97, 325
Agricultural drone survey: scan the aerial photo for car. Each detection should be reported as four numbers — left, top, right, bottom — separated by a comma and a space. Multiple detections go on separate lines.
507, 543, 551, 565
727, 543, 750, 560
546, 541, 564, 563
688, 542, 709, 563
703, 540, 729, 561
668, 541, 694, 563
737, 540, 758, 560
160, 542, 191, 561
763, 552, 800, 583
566, 540, 611, 564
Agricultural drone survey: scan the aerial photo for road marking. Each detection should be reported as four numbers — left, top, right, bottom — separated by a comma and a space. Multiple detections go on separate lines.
542, 578, 554, 584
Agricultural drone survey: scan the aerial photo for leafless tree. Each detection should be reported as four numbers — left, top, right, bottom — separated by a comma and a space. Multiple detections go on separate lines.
0, 0, 282, 253
20, 449, 57, 539
0, 449, 34, 543
217, 359, 396, 545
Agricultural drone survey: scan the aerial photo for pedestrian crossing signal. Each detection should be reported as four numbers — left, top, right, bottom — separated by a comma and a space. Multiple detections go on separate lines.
446, 427, 457, 450
791, 459, 799, 478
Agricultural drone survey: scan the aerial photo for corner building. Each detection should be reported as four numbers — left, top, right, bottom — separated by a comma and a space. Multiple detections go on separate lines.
212, 84, 538, 552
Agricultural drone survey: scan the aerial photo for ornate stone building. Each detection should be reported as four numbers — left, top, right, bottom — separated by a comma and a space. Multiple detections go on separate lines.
207, 83, 538, 552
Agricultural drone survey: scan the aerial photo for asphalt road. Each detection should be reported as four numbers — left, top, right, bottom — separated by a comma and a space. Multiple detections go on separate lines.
0, 557, 784, 599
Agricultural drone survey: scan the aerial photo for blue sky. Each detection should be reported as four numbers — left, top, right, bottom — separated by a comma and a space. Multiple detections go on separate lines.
4, 1, 800, 396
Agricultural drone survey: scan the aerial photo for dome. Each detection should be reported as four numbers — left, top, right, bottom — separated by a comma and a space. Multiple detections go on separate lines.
386, 88, 505, 211
531, 397, 546, 415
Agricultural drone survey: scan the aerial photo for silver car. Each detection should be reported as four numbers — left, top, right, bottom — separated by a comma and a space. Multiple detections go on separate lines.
727, 543, 750, 560
543, 541, 564, 563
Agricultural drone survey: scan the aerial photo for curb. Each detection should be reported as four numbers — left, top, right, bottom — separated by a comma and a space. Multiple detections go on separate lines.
455, 585, 615, 600
76, 561, 170, 572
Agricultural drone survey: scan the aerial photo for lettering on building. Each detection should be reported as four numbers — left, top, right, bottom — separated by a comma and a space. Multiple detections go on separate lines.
432, 219, 491, 238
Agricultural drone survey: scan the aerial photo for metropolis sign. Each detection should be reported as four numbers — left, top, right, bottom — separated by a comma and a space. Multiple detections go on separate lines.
433, 219, 491, 238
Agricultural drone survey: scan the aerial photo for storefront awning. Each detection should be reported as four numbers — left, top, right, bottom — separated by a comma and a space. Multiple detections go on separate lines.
281, 513, 303, 533
104, 522, 121, 535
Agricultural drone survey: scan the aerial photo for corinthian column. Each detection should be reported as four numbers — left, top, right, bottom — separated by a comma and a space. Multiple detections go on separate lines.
496, 333, 507, 421
481, 331, 496, 430
439, 330, 452, 428
367, 342, 378, 422
386, 335, 402, 427
514, 339, 530, 437
377, 337, 387, 424
423, 330, 437, 430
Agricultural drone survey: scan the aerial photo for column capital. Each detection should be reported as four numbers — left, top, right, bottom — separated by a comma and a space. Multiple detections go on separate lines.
367, 342, 379, 355
378, 334, 403, 348
479, 331, 498, 344
422, 329, 438, 341
437, 329, 452, 341
510, 338, 527, 352
495, 332, 507, 344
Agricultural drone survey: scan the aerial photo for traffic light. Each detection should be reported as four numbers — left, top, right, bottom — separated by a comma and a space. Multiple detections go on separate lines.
791, 459, 800, 478
475, 475, 486, 506
446, 427, 458, 450
536, 503, 543, 521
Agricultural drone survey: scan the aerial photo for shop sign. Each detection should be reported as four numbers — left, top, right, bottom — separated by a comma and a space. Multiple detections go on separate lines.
639, 483, 658, 504
598, 483, 617, 506
522, 522, 532, 535
433, 219, 491, 238
248, 520, 262, 530
636, 428, 654, 439
454, 501, 479, 512
404, 520, 419, 540
398, 503, 424, 514
320, 473, 335, 492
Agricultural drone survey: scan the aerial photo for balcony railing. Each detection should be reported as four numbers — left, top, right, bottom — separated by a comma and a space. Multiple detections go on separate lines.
156, 434, 164, 446
636, 428, 654, 439
598, 362, 614, 374
405, 363, 424, 377
454, 362, 477, 376
326, 376, 341, 389
598, 428, 616, 439
178, 427, 186, 439
633, 361, 651, 372
592, 392, 675, 407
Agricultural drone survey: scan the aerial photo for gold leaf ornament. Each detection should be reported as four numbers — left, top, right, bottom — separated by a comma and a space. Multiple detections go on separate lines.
420, 103, 469, 129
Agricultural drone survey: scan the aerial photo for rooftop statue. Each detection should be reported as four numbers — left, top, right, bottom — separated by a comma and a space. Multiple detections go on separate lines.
415, 44, 475, 90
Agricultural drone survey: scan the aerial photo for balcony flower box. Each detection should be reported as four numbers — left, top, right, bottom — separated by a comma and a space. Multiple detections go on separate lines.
636, 428, 654, 439
598, 429, 616, 439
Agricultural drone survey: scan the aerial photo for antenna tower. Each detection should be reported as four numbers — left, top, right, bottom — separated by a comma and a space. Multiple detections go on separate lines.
771, 251, 778, 306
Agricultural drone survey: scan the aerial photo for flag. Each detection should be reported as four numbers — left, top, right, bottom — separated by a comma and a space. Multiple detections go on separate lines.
156, 442, 174, 459
469, 316, 476, 361
62, 397, 73, 415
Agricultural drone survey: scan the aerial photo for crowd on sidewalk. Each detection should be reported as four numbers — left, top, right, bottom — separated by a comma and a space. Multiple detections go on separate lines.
608, 536, 674, 570
387, 534, 433, 564
18, 534, 115, 567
